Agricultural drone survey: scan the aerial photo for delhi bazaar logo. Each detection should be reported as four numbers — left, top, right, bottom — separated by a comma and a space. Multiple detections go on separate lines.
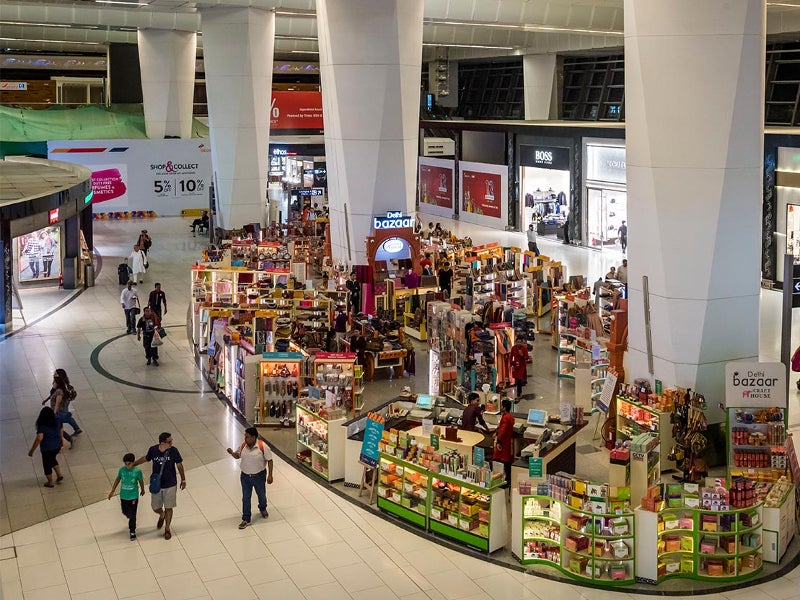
731, 370, 779, 399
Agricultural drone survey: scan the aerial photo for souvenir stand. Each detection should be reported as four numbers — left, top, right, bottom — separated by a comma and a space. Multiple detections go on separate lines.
295, 351, 359, 481
254, 351, 307, 427
722, 369, 795, 563
364, 212, 421, 282
385, 278, 438, 341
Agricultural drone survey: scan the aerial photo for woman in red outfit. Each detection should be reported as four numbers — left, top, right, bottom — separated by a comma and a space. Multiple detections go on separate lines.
509, 337, 529, 398
493, 399, 516, 487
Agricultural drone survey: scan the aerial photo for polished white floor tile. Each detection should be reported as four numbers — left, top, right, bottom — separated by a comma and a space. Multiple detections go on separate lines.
111, 566, 162, 599
203, 574, 256, 600
63, 563, 113, 595
155, 571, 211, 600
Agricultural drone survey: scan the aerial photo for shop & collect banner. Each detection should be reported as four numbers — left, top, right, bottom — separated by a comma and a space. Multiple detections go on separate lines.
417, 157, 454, 219
48, 139, 212, 216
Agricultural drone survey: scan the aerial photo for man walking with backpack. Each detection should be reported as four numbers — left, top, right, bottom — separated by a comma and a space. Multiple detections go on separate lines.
227, 427, 274, 529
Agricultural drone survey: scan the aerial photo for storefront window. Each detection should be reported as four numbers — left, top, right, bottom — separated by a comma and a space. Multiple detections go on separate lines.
584, 142, 627, 250
518, 145, 571, 237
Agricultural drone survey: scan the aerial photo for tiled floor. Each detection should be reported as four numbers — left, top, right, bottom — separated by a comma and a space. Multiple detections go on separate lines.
1, 216, 799, 599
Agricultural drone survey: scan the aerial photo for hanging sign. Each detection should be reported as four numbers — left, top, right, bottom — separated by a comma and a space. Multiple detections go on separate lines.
373, 211, 414, 230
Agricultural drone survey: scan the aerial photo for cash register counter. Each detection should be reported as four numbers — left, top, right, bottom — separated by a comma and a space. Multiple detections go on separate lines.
509, 421, 587, 490
343, 396, 488, 486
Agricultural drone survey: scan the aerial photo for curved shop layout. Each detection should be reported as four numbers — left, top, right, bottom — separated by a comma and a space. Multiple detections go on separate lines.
185, 220, 800, 594
0, 157, 93, 331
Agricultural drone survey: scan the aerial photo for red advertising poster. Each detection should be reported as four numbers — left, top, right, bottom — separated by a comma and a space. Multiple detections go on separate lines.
91, 166, 128, 204
419, 163, 453, 209
270, 91, 324, 134
461, 169, 502, 218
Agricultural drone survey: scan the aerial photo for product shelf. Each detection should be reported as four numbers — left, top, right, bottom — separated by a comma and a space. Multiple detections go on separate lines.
296, 438, 328, 459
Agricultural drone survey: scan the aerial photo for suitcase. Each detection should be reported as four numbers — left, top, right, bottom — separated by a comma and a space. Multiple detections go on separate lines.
118, 263, 131, 285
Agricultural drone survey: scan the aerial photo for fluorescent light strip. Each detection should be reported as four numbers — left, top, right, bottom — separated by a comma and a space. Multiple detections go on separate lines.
0, 37, 102, 46
94, 0, 150, 5
422, 42, 514, 50
427, 18, 623, 37
0, 21, 72, 28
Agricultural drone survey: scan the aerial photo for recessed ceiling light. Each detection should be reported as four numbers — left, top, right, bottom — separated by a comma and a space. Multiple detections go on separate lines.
95, 0, 150, 6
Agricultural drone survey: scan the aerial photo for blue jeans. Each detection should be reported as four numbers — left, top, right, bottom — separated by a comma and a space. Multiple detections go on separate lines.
57, 411, 80, 434
240, 470, 267, 522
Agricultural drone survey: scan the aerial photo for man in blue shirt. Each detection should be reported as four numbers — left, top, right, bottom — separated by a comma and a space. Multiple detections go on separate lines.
134, 432, 186, 540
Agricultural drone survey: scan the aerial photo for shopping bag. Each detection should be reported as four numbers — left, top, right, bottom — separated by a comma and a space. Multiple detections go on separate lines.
157, 327, 167, 338
151, 330, 164, 347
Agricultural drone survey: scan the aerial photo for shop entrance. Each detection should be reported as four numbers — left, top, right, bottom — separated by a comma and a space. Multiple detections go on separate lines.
518, 145, 571, 238
586, 187, 627, 250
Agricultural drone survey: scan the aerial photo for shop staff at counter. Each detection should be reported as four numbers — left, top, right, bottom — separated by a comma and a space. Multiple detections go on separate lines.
462, 392, 490, 434
494, 399, 516, 486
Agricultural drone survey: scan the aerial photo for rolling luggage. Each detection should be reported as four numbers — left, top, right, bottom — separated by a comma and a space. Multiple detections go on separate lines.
118, 262, 131, 285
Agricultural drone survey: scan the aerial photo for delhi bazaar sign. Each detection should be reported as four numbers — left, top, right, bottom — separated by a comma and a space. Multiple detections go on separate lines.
724, 361, 786, 408
373, 211, 413, 230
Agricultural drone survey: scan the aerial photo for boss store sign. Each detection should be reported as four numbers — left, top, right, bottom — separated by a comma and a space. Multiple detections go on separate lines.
373, 211, 414, 230
519, 145, 571, 171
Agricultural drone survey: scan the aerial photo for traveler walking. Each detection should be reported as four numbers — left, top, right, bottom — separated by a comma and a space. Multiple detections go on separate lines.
120, 281, 140, 334
136, 306, 162, 366
41, 368, 82, 445
148, 282, 168, 320
138, 229, 152, 255
133, 432, 186, 540
227, 427, 274, 529
129, 244, 147, 284
107, 452, 145, 540
28, 407, 65, 487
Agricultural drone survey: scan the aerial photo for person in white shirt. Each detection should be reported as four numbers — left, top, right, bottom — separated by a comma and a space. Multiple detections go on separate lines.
227, 427, 274, 529
616, 259, 628, 285
129, 244, 147, 284
120, 281, 139, 334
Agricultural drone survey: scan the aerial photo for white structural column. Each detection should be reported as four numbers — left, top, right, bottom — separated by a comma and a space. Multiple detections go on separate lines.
625, 0, 765, 405
137, 30, 197, 139
522, 54, 557, 120
317, 0, 423, 265
200, 7, 274, 229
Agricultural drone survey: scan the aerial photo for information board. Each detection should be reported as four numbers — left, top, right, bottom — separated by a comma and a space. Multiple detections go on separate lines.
597, 371, 617, 414
473, 446, 485, 467
359, 416, 384, 468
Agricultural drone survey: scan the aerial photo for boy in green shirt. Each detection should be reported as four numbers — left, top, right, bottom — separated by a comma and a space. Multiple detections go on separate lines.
108, 452, 145, 540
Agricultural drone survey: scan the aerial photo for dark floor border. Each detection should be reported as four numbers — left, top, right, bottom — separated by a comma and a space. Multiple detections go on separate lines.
90, 325, 206, 394
1, 250, 105, 342
187, 324, 800, 595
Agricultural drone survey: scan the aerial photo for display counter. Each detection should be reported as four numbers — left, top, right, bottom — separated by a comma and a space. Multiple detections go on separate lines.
510, 422, 587, 490
407, 426, 484, 466
377, 452, 508, 552
512, 491, 636, 585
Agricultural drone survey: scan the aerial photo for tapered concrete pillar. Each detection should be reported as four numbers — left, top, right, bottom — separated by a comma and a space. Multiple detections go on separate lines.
523, 54, 557, 120
624, 0, 765, 410
200, 7, 274, 229
137, 30, 197, 139
317, 0, 423, 265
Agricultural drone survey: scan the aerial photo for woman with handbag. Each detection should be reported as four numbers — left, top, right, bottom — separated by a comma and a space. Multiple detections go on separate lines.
136, 306, 162, 366
41, 368, 82, 446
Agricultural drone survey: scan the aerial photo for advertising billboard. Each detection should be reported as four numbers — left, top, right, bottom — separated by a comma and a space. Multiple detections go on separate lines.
459, 161, 508, 227
270, 91, 324, 135
48, 139, 212, 216
418, 157, 454, 219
